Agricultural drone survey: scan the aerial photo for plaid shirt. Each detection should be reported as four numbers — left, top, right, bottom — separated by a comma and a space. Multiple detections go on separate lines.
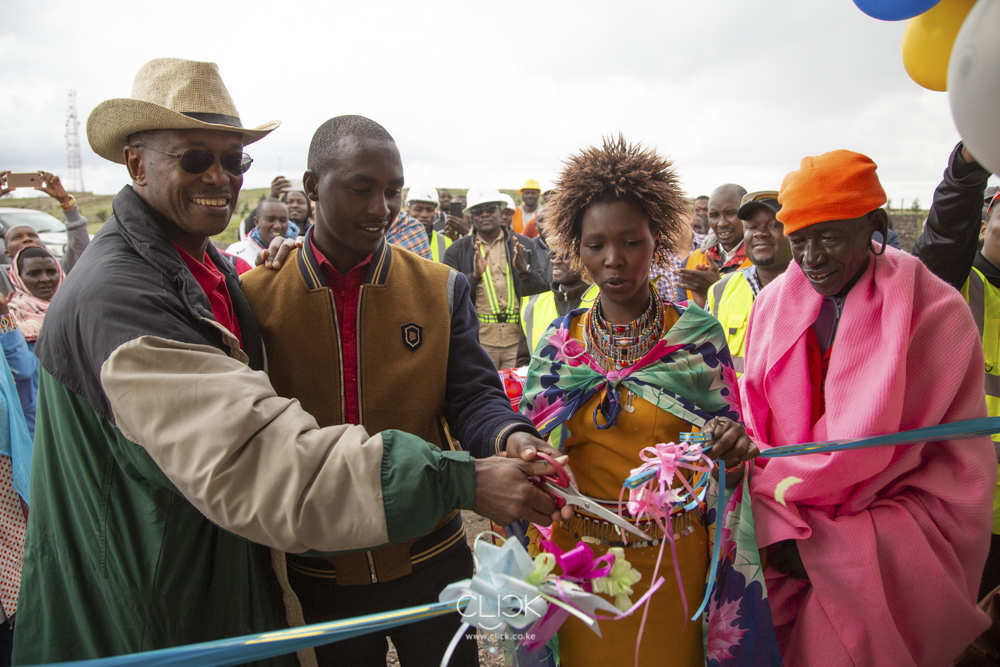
650, 232, 706, 302
386, 212, 432, 260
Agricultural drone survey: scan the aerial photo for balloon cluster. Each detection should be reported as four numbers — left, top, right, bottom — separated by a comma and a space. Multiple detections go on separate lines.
854, 0, 1000, 176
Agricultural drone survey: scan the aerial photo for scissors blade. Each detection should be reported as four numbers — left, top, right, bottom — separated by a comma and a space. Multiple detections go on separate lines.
544, 483, 652, 540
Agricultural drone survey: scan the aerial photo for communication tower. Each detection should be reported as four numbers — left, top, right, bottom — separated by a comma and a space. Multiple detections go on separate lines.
65, 90, 84, 193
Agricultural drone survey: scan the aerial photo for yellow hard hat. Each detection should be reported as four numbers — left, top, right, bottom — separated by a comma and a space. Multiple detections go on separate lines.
520, 178, 541, 193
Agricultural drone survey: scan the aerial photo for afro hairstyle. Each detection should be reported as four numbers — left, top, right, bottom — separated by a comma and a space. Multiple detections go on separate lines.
545, 135, 687, 273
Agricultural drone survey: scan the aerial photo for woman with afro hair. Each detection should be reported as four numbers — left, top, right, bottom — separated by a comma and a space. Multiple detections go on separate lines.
515, 137, 775, 666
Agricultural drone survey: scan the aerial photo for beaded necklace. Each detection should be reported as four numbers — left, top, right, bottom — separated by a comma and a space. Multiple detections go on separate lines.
586, 281, 664, 371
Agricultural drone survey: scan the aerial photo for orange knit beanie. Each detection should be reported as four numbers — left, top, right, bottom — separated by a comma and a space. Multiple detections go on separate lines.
777, 150, 887, 235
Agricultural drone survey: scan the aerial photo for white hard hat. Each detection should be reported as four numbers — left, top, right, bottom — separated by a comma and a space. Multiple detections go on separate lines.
464, 185, 506, 212
499, 193, 516, 210
406, 185, 439, 207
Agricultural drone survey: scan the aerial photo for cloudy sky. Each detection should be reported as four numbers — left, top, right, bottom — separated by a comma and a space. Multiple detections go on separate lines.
2, 0, 994, 207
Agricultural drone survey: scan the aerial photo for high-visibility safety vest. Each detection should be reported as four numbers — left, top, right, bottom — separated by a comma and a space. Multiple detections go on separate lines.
520, 285, 599, 354
478, 244, 519, 324
429, 231, 453, 263
705, 269, 755, 376
961, 267, 1000, 534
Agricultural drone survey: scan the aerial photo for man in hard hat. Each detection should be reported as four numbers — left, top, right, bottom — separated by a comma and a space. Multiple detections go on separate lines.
242, 116, 569, 667
406, 186, 453, 262
912, 141, 1000, 602
500, 192, 517, 229
512, 178, 542, 238
13, 61, 564, 665
385, 204, 432, 259
704, 190, 792, 376
444, 187, 547, 369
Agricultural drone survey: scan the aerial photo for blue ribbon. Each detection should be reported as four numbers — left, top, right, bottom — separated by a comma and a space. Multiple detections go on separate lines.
622, 415, 1000, 622
34, 416, 1000, 667
33, 600, 467, 667
755, 416, 1000, 458
624, 416, 1000, 488
692, 464, 725, 621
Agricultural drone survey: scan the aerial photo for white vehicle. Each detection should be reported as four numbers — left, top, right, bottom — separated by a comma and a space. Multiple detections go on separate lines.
0, 208, 69, 259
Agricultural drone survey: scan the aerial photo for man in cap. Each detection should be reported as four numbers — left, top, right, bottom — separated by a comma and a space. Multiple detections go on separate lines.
677, 183, 752, 306
740, 150, 996, 664
406, 185, 452, 262
704, 191, 792, 376
912, 142, 1000, 601
12, 59, 562, 664
512, 178, 542, 238
444, 188, 547, 369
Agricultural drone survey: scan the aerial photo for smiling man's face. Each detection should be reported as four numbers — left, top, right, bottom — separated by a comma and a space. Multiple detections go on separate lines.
128, 128, 245, 240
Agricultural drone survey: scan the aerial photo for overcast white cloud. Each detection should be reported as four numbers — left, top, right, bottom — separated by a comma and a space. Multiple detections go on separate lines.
2, 0, 993, 205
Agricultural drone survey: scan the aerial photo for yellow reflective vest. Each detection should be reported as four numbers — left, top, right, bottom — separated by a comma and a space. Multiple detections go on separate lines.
429, 231, 453, 263
705, 268, 757, 376
520, 285, 599, 354
961, 267, 1000, 533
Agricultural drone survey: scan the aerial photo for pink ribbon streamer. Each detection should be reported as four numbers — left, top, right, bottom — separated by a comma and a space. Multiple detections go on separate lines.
615, 440, 718, 667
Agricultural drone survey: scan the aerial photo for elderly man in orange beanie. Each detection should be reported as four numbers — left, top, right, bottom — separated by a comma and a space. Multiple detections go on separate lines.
739, 149, 997, 665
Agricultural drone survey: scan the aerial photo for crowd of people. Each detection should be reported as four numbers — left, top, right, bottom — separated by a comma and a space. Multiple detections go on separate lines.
0, 56, 998, 667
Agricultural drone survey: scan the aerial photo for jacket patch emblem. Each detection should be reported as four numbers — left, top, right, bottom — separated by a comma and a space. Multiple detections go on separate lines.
401, 323, 423, 351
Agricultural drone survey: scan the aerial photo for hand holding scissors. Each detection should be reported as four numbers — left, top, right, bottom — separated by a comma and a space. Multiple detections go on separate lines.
530, 452, 652, 541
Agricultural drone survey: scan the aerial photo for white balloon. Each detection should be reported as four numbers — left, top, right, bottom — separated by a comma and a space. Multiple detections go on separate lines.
949, 0, 1000, 175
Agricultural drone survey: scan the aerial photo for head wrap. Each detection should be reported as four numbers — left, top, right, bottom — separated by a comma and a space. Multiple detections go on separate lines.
777, 150, 886, 235
8, 246, 64, 342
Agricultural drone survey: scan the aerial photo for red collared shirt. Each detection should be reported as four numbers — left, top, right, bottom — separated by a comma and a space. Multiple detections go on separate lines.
174, 244, 243, 349
309, 237, 374, 425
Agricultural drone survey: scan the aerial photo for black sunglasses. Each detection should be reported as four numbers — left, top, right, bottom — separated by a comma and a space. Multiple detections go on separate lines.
470, 204, 500, 216
143, 147, 253, 176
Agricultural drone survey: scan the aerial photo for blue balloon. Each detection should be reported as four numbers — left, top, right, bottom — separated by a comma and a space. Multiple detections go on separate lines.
853, 0, 941, 20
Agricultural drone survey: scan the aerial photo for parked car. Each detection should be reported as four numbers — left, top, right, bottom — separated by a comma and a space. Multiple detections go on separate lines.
0, 208, 69, 260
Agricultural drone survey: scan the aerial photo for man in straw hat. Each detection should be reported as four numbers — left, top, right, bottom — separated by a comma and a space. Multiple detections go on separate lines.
11, 58, 563, 664
740, 149, 996, 664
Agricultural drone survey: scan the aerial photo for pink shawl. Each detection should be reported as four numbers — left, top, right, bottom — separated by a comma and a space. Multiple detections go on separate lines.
740, 246, 995, 666
8, 246, 64, 343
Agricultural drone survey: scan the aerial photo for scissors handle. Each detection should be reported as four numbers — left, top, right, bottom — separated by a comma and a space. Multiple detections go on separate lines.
534, 451, 570, 488
527, 451, 571, 508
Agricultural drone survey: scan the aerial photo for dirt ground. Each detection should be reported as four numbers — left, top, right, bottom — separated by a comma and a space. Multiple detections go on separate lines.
385, 511, 505, 666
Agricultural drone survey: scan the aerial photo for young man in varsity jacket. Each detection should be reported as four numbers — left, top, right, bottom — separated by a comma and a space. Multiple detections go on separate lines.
242, 115, 567, 667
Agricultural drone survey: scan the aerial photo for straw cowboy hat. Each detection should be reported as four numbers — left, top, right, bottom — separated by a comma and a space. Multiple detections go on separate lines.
87, 58, 281, 164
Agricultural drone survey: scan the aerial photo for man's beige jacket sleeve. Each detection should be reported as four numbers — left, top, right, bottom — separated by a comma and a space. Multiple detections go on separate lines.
101, 335, 398, 554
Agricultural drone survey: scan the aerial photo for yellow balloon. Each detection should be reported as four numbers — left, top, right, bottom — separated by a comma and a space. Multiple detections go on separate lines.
901, 0, 977, 91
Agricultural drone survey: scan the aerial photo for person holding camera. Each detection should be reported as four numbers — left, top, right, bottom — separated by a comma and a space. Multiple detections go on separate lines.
0, 171, 91, 281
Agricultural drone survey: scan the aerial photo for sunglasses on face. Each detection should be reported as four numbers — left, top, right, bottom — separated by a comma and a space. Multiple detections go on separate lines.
143, 147, 253, 176
470, 204, 500, 216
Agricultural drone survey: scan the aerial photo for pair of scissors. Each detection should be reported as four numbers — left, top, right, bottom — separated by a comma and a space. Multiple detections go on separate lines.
530, 452, 652, 541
